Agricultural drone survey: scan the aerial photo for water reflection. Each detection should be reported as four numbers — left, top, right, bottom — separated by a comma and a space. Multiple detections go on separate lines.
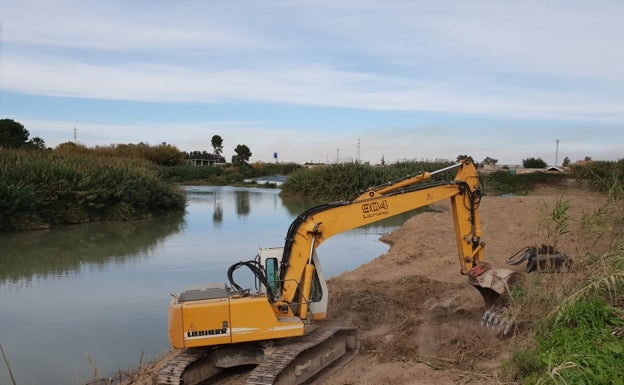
235, 190, 251, 216
280, 195, 324, 216
213, 201, 223, 223
0, 213, 184, 286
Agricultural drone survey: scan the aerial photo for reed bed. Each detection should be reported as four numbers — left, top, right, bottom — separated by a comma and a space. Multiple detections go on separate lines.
0, 149, 186, 231
280, 160, 453, 201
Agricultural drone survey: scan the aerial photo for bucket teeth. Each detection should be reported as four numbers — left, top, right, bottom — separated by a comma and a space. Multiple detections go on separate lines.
480, 310, 494, 327
481, 308, 514, 337
469, 266, 525, 338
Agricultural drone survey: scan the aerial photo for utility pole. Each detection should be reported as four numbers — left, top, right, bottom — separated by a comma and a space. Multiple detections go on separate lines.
73, 126, 78, 143
356, 137, 361, 163
555, 139, 560, 167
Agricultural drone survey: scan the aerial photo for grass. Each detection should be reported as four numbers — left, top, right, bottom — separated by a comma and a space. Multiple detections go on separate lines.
510, 295, 624, 385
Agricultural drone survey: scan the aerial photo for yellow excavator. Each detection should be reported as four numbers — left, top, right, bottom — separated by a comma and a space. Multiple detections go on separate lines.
160, 155, 522, 385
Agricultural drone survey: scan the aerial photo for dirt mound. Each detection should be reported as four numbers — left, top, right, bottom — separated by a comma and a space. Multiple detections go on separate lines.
327, 276, 501, 365
321, 274, 506, 384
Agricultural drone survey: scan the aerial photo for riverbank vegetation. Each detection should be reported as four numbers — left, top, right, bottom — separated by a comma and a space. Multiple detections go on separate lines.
159, 160, 302, 185
0, 142, 301, 231
280, 160, 573, 201
280, 159, 453, 200
0, 149, 186, 231
4, 140, 622, 232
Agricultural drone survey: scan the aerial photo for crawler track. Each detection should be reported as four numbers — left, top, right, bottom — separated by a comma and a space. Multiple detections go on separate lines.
157, 326, 359, 385
157, 348, 218, 385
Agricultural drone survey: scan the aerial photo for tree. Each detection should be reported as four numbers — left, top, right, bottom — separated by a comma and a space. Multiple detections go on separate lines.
145, 143, 186, 166
0, 119, 30, 148
28, 137, 47, 150
562, 156, 571, 167
522, 157, 547, 168
186, 150, 212, 159
482, 156, 498, 166
211, 135, 223, 156
55, 141, 89, 155
232, 144, 252, 165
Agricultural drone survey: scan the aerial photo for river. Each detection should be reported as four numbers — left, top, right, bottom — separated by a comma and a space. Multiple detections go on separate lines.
0, 186, 415, 385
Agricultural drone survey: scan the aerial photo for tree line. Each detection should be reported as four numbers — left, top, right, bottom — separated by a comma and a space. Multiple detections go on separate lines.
0, 119, 253, 166
3, 118, 603, 170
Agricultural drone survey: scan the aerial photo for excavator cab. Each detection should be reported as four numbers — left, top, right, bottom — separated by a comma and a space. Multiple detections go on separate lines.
255, 247, 330, 320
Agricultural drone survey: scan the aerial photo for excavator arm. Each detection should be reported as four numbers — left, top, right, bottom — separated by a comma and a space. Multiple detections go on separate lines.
276, 156, 487, 318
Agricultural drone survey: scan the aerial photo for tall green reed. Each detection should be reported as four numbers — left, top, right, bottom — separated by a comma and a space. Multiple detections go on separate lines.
0, 149, 185, 231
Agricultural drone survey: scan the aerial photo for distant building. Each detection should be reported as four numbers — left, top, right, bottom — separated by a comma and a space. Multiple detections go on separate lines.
188, 158, 217, 166
187, 157, 225, 166
303, 162, 326, 169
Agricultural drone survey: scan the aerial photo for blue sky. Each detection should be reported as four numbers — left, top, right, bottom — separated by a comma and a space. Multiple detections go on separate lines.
1, 1, 622, 165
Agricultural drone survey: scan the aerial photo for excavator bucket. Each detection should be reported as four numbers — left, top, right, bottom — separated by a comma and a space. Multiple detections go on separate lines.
468, 245, 571, 336
468, 264, 525, 337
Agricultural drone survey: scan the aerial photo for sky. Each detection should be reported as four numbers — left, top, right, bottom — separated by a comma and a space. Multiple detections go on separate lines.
0, 0, 622, 166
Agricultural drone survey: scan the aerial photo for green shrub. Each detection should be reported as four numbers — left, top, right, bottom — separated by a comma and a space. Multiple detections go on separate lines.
569, 160, 624, 199
280, 160, 453, 201
482, 171, 567, 195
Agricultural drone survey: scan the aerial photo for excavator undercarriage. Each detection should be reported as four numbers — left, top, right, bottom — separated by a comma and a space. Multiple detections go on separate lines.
158, 326, 359, 385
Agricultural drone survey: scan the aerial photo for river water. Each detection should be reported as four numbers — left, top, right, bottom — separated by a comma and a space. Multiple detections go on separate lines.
0, 186, 414, 385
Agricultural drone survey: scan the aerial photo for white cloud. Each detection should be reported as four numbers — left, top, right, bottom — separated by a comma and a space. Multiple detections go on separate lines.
2, 0, 264, 51
3, 0, 623, 164
4, 53, 623, 122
